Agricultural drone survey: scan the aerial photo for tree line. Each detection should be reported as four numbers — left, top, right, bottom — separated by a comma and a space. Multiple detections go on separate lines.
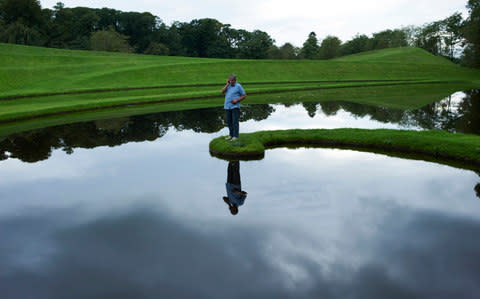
0, 0, 479, 66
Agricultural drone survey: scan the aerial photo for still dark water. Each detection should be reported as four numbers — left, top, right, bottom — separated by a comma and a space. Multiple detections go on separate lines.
1, 91, 480, 298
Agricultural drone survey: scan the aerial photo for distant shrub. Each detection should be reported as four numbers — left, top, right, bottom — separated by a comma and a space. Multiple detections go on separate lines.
0, 21, 45, 45
144, 42, 169, 56
90, 29, 133, 53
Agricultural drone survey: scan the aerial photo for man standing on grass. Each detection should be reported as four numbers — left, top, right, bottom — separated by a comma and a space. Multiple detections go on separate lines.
221, 74, 247, 141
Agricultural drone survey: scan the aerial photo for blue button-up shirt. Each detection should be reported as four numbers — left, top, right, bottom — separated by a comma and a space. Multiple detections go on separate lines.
226, 183, 246, 207
224, 83, 246, 110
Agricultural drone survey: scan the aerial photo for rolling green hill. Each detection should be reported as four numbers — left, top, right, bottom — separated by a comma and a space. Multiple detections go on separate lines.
0, 43, 479, 130
1, 43, 479, 97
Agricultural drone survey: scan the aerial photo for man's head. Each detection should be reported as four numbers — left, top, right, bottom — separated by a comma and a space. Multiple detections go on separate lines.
229, 205, 239, 215
228, 74, 237, 86
223, 196, 239, 215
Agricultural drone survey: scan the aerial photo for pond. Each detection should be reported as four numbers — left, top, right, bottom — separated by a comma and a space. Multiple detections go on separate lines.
1, 90, 480, 298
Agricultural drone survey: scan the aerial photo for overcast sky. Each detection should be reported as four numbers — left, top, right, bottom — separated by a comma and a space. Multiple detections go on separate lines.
39, 0, 468, 47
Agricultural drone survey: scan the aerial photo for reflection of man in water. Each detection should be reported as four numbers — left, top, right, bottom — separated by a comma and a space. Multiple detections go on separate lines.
223, 161, 247, 215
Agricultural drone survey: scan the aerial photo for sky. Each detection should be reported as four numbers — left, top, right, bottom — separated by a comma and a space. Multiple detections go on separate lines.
39, 0, 468, 47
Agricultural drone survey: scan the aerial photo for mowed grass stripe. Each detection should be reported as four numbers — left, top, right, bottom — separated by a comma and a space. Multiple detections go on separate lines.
0, 83, 470, 136
0, 79, 420, 100
0, 81, 464, 123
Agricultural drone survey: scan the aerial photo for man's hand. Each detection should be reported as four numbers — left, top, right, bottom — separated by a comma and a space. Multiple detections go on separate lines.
221, 79, 230, 94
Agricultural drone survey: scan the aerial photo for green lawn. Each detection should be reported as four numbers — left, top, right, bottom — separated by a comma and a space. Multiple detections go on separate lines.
1, 45, 479, 99
0, 43, 479, 132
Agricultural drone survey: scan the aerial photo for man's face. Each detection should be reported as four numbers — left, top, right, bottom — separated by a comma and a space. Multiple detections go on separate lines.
229, 78, 236, 86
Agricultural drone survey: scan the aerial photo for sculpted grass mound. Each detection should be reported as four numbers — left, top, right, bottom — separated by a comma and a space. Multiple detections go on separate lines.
1, 44, 480, 134
1, 44, 478, 99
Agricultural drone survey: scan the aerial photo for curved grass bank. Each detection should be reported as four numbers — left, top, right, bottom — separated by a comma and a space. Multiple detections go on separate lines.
1, 44, 480, 125
0, 83, 471, 136
209, 129, 480, 170
1, 44, 480, 136
0, 80, 468, 124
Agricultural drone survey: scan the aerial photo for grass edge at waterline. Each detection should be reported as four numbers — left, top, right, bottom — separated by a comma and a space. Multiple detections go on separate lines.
209, 129, 480, 170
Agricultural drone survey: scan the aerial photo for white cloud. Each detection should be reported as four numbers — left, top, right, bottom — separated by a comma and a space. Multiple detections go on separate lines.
39, 0, 468, 46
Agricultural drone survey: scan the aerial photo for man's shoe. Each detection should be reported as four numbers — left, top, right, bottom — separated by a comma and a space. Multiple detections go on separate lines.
225, 136, 232, 140
231, 137, 238, 141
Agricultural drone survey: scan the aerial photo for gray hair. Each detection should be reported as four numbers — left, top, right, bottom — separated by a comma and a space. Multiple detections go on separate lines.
228, 74, 237, 80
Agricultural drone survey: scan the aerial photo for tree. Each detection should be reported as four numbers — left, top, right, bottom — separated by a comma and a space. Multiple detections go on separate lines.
267, 45, 281, 59
401, 25, 418, 47
0, 21, 44, 45
370, 29, 407, 50
144, 42, 169, 55
236, 29, 274, 59
414, 22, 442, 55
177, 18, 234, 58
463, 0, 480, 67
68, 7, 99, 49
441, 12, 463, 60
340, 34, 370, 56
117, 11, 158, 53
97, 7, 120, 31
301, 32, 319, 59
318, 35, 341, 59
47, 3, 74, 48
90, 28, 132, 52
279, 43, 298, 59
0, 0, 43, 27
0, 0, 45, 44
163, 21, 186, 56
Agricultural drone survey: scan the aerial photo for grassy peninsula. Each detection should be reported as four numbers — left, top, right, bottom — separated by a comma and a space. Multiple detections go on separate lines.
1, 43, 480, 129
209, 129, 480, 170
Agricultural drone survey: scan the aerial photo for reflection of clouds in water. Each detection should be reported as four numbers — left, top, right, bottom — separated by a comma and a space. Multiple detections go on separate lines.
1, 102, 479, 297
245, 148, 480, 220
434, 91, 466, 114
0, 149, 92, 183
1, 205, 479, 299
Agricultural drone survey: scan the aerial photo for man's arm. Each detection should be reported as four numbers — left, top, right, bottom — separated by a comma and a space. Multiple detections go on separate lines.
232, 93, 247, 104
221, 79, 230, 94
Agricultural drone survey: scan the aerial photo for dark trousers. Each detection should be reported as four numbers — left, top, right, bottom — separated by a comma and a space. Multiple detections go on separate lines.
225, 108, 240, 138
227, 161, 241, 186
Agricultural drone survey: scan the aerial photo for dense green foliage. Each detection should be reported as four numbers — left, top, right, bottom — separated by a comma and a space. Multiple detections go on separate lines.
463, 0, 480, 67
0, 0, 275, 58
319, 36, 342, 59
301, 32, 320, 59
209, 129, 480, 169
0, 0, 477, 64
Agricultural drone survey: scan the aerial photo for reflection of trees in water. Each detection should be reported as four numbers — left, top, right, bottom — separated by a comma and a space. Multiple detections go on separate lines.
396, 90, 480, 134
317, 101, 406, 122
302, 102, 318, 118
453, 90, 480, 134
298, 90, 480, 134
0, 104, 274, 163
1, 90, 479, 164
